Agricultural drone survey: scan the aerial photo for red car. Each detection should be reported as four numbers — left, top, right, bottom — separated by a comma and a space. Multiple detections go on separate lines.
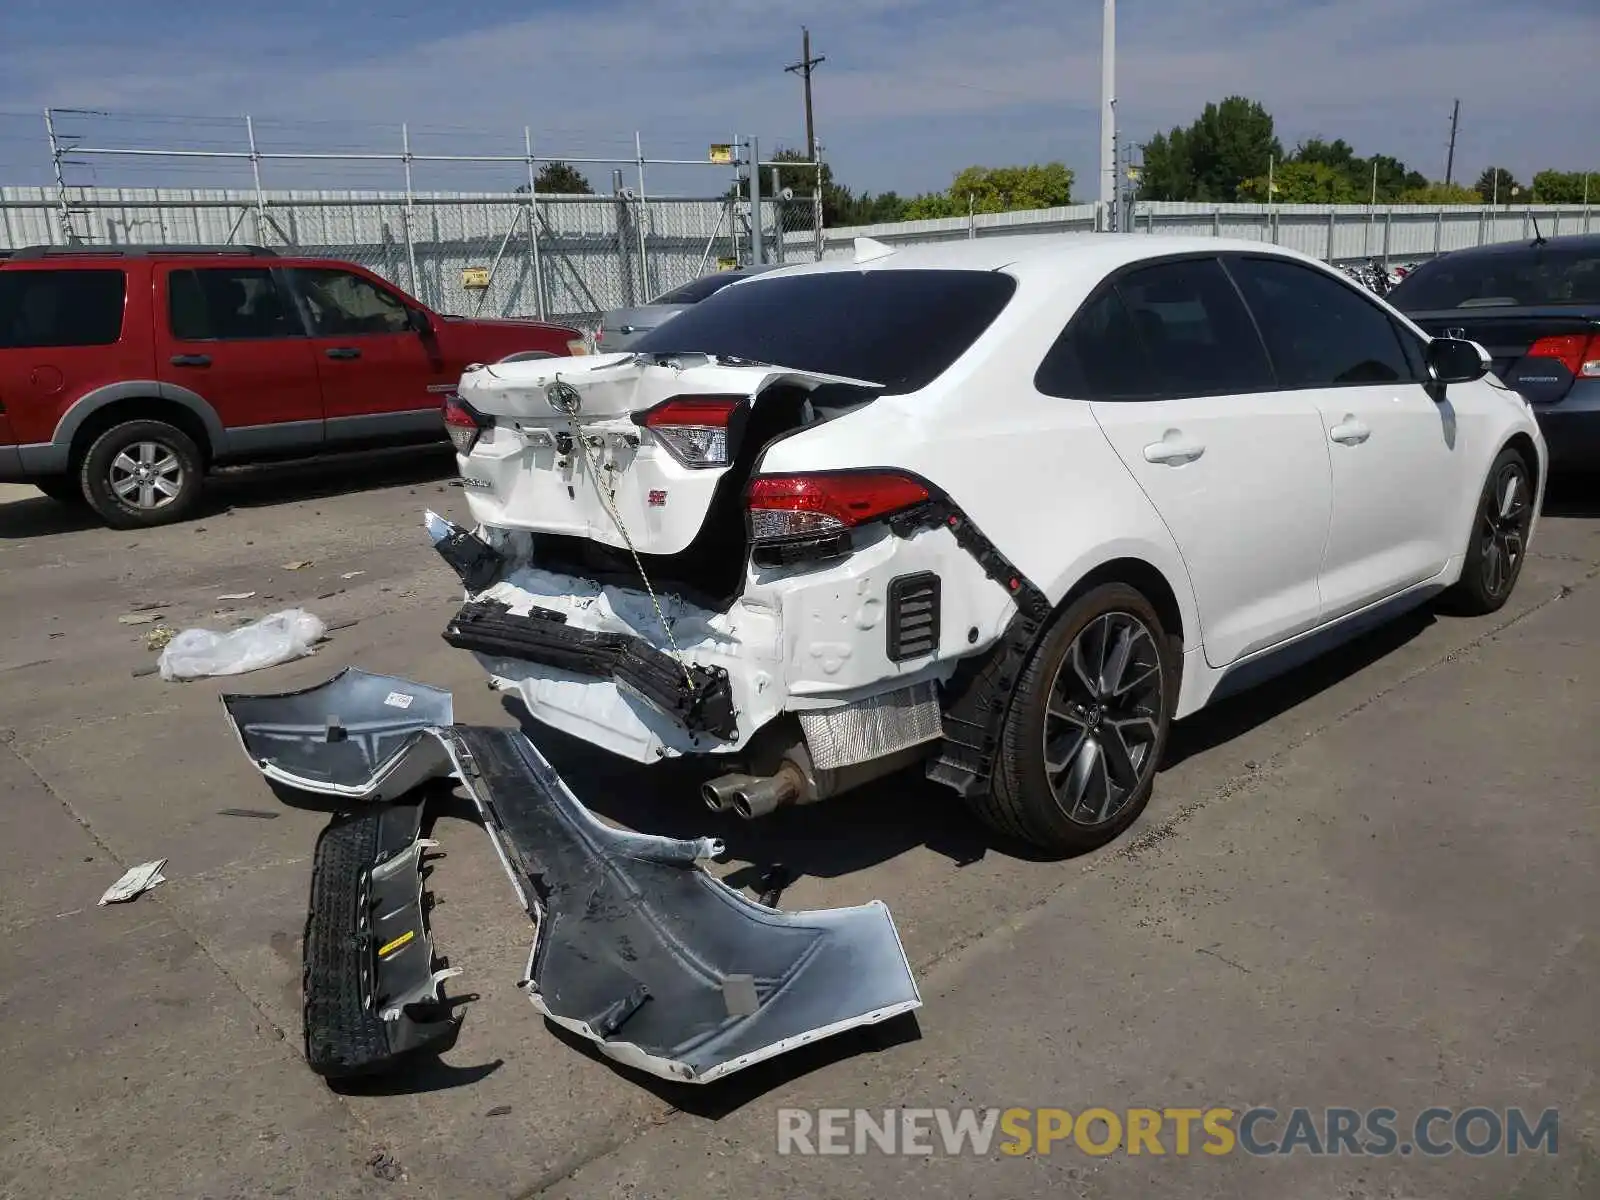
0, 244, 586, 527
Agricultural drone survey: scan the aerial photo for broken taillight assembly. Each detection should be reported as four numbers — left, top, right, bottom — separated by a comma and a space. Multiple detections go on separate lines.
746, 471, 932, 566
1527, 334, 1600, 379
443, 394, 492, 456
636, 396, 743, 468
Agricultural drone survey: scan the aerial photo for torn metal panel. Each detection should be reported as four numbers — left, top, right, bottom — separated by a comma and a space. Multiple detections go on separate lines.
224, 669, 922, 1085
436, 723, 921, 1085
302, 795, 461, 1078
220, 668, 455, 801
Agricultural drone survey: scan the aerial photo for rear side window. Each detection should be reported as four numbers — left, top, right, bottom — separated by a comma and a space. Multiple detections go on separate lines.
630, 269, 1017, 396
651, 272, 749, 305
169, 268, 301, 340
1389, 246, 1600, 309
1227, 257, 1416, 387
0, 269, 126, 349
1036, 257, 1273, 400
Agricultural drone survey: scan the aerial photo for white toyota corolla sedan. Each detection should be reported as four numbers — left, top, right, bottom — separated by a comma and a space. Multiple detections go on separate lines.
434, 233, 1546, 855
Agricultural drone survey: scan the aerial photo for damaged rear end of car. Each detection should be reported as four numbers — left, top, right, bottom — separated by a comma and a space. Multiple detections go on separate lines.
433, 261, 1032, 816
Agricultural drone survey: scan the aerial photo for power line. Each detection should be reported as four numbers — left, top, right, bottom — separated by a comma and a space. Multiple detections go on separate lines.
784, 26, 826, 162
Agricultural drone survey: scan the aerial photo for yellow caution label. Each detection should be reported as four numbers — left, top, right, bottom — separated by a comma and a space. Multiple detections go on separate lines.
377, 930, 415, 958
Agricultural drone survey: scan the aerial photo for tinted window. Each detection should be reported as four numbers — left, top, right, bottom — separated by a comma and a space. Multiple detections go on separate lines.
1035, 288, 1157, 399
1038, 258, 1273, 399
630, 269, 1017, 396
1228, 257, 1415, 387
169, 268, 300, 340
0, 269, 125, 349
1389, 246, 1600, 310
291, 268, 410, 336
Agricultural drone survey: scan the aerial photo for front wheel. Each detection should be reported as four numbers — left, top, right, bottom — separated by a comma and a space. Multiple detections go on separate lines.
1438, 446, 1534, 617
80, 420, 205, 529
969, 582, 1177, 856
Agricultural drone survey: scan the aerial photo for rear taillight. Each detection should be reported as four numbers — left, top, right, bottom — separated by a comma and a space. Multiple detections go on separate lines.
1528, 333, 1600, 379
443, 394, 491, 455
745, 471, 932, 543
637, 396, 742, 468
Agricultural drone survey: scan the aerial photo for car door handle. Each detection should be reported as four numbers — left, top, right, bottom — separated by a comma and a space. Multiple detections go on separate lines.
1330, 417, 1371, 445
324, 347, 361, 360
169, 354, 211, 367
1143, 439, 1206, 465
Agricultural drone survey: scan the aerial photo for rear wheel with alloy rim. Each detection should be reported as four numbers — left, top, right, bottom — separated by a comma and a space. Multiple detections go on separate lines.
1439, 445, 1534, 617
972, 582, 1177, 856
80, 419, 204, 529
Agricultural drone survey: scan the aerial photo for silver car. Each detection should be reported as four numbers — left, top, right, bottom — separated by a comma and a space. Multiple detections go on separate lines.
596, 264, 779, 352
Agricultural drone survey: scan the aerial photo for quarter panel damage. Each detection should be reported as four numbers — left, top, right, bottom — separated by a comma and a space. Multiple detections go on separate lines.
222, 671, 922, 1085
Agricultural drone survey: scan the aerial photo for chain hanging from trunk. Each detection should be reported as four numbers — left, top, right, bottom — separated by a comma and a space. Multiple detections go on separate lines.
548, 378, 697, 692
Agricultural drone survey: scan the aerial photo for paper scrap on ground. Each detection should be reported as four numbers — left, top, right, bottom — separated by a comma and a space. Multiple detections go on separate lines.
216, 591, 257, 601
157, 609, 326, 681
118, 612, 164, 626
99, 859, 168, 905
340, 571, 364, 580
282, 561, 313, 570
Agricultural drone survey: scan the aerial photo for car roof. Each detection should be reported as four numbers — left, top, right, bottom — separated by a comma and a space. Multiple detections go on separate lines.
1414, 231, 1600, 265
751, 232, 1334, 283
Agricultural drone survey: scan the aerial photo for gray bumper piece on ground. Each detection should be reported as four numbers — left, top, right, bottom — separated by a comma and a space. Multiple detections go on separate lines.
221, 671, 923, 1086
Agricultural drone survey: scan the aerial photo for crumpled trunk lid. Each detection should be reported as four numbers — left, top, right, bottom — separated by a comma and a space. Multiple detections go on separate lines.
453, 352, 878, 557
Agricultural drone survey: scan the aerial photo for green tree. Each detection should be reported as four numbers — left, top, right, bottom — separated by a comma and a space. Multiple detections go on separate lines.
516, 161, 593, 195
1137, 96, 1283, 202
1397, 182, 1481, 204
1530, 170, 1596, 204
894, 163, 1074, 219
1238, 160, 1357, 203
1474, 166, 1520, 204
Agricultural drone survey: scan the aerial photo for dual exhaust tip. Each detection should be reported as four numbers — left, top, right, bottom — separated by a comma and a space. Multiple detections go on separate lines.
702, 767, 803, 821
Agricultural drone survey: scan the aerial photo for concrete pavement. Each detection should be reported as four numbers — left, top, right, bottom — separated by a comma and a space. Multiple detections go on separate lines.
0, 449, 1595, 1199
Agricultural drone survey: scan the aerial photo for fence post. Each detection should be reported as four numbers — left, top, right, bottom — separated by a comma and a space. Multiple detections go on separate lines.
401, 123, 421, 304
634, 131, 651, 300
1478, 203, 1487, 247
1327, 208, 1336, 260
1434, 206, 1443, 255
612, 170, 636, 306
748, 136, 765, 265
42, 108, 78, 245
524, 127, 546, 320
245, 115, 267, 247
812, 155, 824, 261
1383, 208, 1392, 262
771, 167, 785, 263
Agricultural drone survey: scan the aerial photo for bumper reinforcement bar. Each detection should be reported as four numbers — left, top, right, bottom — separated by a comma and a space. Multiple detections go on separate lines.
442, 598, 738, 741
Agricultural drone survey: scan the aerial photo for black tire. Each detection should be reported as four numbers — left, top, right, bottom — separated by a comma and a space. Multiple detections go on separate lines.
79, 420, 205, 529
969, 582, 1177, 856
33, 475, 88, 506
1438, 445, 1535, 617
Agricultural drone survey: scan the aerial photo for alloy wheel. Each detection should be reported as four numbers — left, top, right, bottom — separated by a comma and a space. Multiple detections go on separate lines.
1041, 611, 1165, 827
1479, 459, 1531, 599
109, 441, 185, 511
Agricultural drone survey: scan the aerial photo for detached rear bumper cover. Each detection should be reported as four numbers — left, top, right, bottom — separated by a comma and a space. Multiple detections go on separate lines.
223, 671, 921, 1085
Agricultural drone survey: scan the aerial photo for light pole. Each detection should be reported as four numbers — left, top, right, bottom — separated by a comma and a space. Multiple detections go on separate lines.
1100, 0, 1116, 215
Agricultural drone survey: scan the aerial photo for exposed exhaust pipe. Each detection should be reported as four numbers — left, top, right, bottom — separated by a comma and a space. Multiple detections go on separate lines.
731, 763, 805, 820
702, 773, 759, 812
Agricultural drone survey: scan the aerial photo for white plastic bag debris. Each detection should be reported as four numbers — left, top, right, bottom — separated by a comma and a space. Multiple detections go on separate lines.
99, 859, 168, 905
157, 609, 326, 681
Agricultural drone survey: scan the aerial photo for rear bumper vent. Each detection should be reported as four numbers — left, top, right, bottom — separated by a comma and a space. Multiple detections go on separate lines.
886, 572, 941, 662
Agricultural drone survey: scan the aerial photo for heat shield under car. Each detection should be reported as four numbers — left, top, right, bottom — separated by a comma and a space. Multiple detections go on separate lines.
222, 670, 922, 1085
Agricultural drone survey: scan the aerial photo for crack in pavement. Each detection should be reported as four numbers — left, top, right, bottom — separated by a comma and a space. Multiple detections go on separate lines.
519, 567, 1600, 1197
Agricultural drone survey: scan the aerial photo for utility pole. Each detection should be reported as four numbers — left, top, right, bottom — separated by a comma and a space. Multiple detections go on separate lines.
785, 27, 826, 163
1445, 98, 1461, 186
1100, 0, 1116, 212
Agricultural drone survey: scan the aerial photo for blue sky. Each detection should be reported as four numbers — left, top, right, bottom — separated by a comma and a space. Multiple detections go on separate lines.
2, 0, 1597, 201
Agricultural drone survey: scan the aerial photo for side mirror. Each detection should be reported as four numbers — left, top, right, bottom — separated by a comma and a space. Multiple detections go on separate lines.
406, 307, 433, 335
1426, 337, 1489, 386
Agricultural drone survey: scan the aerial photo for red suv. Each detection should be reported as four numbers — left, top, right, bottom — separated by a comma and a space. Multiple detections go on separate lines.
0, 245, 586, 527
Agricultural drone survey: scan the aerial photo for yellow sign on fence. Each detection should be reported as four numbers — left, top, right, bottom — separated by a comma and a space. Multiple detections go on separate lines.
708, 143, 734, 165
461, 266, 491, 290
716, 257, 738, 271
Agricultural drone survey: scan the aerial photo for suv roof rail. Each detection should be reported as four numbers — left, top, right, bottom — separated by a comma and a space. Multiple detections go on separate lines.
5, 244, 280, 261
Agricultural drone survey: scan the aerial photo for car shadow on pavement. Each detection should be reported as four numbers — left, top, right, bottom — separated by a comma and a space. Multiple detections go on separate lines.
1162, 604, 1435, 769
0, 445, 458, 541
1543, 472, 1600, 518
